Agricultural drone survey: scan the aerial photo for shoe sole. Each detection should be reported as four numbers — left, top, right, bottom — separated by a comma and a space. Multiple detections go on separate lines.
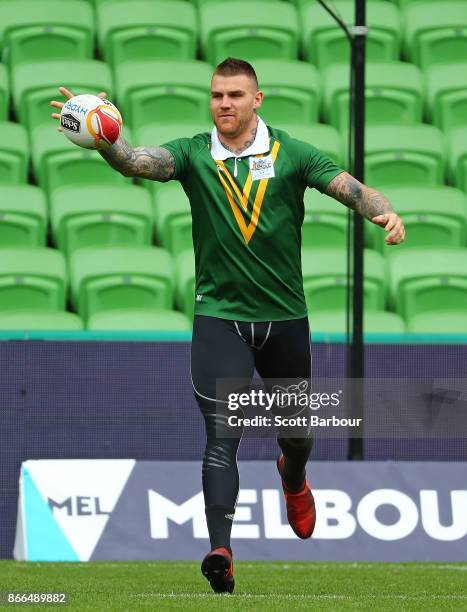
201, 552, 235, 594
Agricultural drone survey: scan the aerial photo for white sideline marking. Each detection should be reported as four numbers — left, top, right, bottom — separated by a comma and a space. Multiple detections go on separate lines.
14, 562, 467, 571
130, 593, 467, 601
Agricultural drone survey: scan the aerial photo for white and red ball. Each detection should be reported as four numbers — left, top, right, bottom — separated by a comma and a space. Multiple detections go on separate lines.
60, 94, 122, 150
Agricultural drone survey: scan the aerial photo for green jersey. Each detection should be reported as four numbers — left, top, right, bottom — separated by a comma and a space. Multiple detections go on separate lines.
161, 118, 343, 322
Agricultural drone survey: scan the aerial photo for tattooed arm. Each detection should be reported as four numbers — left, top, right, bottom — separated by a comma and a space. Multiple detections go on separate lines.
325, 171, 405, 245
99, 135, 175, 181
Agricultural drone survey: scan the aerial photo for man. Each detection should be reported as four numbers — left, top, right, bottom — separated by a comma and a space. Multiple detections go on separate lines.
51, 57, 405, 594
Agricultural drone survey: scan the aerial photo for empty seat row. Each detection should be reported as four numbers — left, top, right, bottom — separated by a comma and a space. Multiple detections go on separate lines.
309, 309, 467, 336
90, 0, 467, 6
0, 245, 196, 321
0, 183, 184, 255
309, 310, 406, 337
2, 57, 467, 132
0, 0, 465, 69
303, 248, 467, 322
305, 186, 467, 252
1, 245, 467, 323
300, 0, 467, 69
0, 308, 192, 331
117, 58, 467, 131
322, 61, 467, 132
0, 245, 176, 321
3, 119, 467, 194
2, 304, 467, 335
2, 180, 467, 256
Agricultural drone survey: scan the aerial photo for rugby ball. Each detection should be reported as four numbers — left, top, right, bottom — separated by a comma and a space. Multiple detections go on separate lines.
60, 94, 122, 150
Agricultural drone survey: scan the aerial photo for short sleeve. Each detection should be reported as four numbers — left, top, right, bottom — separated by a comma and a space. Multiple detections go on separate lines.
296, 140, 344, 193
160, 138, 192, 181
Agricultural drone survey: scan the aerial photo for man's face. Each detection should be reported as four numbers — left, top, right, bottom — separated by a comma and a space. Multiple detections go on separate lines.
210, 73, 263, 138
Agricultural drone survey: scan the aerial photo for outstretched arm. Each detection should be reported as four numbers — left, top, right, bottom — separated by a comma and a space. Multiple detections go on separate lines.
325, 171, 405, 245
51, 86, 175, 182
99, 136, 175, 181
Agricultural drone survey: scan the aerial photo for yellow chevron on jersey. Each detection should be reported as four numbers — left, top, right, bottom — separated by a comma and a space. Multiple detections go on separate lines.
215, 141, 281, 244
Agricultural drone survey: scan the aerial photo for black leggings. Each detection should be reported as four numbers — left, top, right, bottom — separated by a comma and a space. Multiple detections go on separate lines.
191, 314, 313, 545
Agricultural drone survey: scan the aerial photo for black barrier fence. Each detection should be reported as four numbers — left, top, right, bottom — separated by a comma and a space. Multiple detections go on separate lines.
1, 339, 466, 558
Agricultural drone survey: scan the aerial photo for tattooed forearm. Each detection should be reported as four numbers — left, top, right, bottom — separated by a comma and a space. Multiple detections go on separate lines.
99, 136, 175, 181
218, 118, 258, 156
325, 172, 394, 219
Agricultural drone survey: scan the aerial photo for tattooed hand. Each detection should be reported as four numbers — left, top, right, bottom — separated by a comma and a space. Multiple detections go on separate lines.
325, 171, 405, 245
50, 86, 175, 182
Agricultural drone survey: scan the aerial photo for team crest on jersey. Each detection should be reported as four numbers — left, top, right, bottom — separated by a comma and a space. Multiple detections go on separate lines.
249, 154, 275, 180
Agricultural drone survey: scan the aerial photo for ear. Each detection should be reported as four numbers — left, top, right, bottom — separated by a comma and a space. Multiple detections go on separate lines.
253, 89, 264, 110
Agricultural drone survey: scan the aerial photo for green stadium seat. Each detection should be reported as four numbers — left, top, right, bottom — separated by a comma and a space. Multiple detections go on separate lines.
0, 121, 29, 184
407, 310, 467, 334
175, 248, 195, 321
70, 245, 174, 320
309, 309, 406, 335
196, 0, 274, 4
447, 127, 467, 194
302, 191, 348, 249
396, 0, 445, 7
388, 247, 467, 320
0, 310, 84, 330
199, 1, 299, 65
425, 63, 467, 132
301, 248, 386, 311
370, 185, 467, 251
0, 185, 47, 247
87, 308, 191, 330
31, 124, 130, 195
323, 62, 423, 130
153, 182, 192, 255
115, 60, 212, 130
301, 0, 401, 68
293, 0, 391, 7
403, 1, 467, 69
360, 311, 408, 335
277, 123, 344, 167
0, 0, 94, 69
365, 125, 445, 186
50, 185, 153, 256
0, 63, 8, 120
0, 247, 66, 311
97, 0, 197, 67
12, 59, 113, 130
135, 122, 212, 149
249, 60, 320, 125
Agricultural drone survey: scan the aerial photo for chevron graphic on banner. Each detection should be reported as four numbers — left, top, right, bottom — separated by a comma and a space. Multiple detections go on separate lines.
22, 467, 79, 561
16, 460, 135, 561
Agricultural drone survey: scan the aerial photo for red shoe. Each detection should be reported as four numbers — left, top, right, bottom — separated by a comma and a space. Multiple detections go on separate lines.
277, 454, 316, 539
201, 547, 235, 593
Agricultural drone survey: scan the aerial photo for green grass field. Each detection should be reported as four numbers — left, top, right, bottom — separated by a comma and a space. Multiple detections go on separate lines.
1, 561, 467, 611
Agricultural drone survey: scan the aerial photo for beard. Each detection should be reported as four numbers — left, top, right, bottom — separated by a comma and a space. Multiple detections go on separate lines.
214, 112, 253, 139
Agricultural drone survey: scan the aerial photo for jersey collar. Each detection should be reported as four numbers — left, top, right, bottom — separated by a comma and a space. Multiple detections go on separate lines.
210, 116, 270, 160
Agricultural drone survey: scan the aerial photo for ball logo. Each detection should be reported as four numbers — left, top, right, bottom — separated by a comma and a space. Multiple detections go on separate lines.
60, 113, 80, 133
86, 104, 122, 149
